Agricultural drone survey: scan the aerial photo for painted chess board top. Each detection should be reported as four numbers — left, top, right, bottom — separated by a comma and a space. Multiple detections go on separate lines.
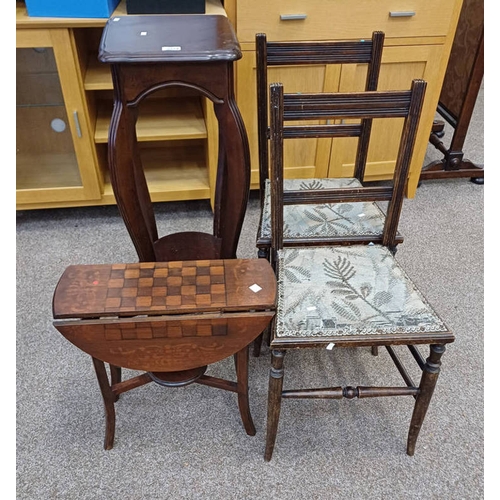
53, 259, 276, 320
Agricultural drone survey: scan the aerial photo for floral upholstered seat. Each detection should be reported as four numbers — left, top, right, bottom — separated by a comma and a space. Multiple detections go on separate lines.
275, 245, 448, 340
258, 178, 394, 244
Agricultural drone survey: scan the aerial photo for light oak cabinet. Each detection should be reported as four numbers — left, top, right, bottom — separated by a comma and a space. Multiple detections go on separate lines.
328, 44, 445, 181
16, 1, 223, 210
16, 0, 463, 208
236, 51, 341, 185
227, 0, 464, 197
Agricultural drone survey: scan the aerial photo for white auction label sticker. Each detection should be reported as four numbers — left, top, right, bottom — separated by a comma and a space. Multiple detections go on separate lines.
249, 284, 262, 293
162, 46, 182, 51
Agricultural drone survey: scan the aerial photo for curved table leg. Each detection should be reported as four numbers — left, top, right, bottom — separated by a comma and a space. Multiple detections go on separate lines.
92, 357, 116, 450
213, 95, 251, 259
109, 364, 122, 402
234, 346, 256, 436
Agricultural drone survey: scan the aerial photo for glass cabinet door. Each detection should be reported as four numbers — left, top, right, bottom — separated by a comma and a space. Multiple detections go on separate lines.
16, 28, 100, 208
17, 46, 82, 190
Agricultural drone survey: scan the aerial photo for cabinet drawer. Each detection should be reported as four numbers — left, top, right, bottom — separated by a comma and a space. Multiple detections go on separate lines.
236, 0, 457, 42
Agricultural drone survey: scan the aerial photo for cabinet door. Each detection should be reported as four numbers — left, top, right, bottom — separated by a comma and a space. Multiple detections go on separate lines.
237, 50, 342, 186
16, 28, 101, 207
328, 44, 444, 188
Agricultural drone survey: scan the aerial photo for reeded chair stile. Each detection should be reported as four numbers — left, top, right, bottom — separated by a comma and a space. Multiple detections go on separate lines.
264, 80, 455, 461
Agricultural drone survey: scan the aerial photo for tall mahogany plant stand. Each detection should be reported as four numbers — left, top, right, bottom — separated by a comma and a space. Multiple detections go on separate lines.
420, 0, 484, 184
99, 14, 250, 262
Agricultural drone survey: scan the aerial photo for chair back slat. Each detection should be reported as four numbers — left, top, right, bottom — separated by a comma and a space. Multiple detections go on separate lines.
283, 124, 362, 139
282, 186, 394, 205
282, 91, 414, 120
265, 41, 375, 66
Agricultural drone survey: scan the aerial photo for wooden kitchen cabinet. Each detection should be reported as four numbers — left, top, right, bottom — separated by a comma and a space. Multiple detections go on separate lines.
227, 0, 464, 197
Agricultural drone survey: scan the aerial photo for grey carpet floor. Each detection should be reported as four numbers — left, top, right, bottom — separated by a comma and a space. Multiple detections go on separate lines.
16, 89, 484, 498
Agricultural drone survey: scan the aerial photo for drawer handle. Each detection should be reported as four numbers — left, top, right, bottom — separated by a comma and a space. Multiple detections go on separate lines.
389, 11, 416, 17
280, 14, 307, 21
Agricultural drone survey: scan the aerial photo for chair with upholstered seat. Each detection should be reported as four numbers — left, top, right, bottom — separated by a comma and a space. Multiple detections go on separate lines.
255, 31, 397, 261
263, 80, 455, 461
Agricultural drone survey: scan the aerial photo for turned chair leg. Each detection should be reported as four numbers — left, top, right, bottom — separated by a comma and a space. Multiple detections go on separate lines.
253, 327, 271, 357
234, 346, 256, 436
264, 349, 286, 461
92, 357, 116, 450
407, 344, 446, 456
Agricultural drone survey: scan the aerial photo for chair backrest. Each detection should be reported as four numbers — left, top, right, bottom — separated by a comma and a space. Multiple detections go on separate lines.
268, 79, 427, 260
256, 31, 385, 202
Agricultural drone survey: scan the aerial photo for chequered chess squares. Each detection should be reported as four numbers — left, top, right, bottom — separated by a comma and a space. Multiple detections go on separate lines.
103, 318, 228, 340
103, 261, 227, 313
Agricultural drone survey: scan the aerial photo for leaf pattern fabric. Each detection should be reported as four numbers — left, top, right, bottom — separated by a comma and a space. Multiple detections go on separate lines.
258, 178, 391, 240
276, 245, 448, 338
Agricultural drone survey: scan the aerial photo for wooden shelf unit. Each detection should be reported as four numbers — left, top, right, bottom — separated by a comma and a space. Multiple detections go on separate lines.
100, 142, 211, 203
94, 98, 208, 143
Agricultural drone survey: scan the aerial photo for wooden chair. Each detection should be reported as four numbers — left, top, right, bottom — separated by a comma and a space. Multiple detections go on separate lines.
264, 80, 455, 461
52, 258, 276, 450
255, 31, 399, 262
